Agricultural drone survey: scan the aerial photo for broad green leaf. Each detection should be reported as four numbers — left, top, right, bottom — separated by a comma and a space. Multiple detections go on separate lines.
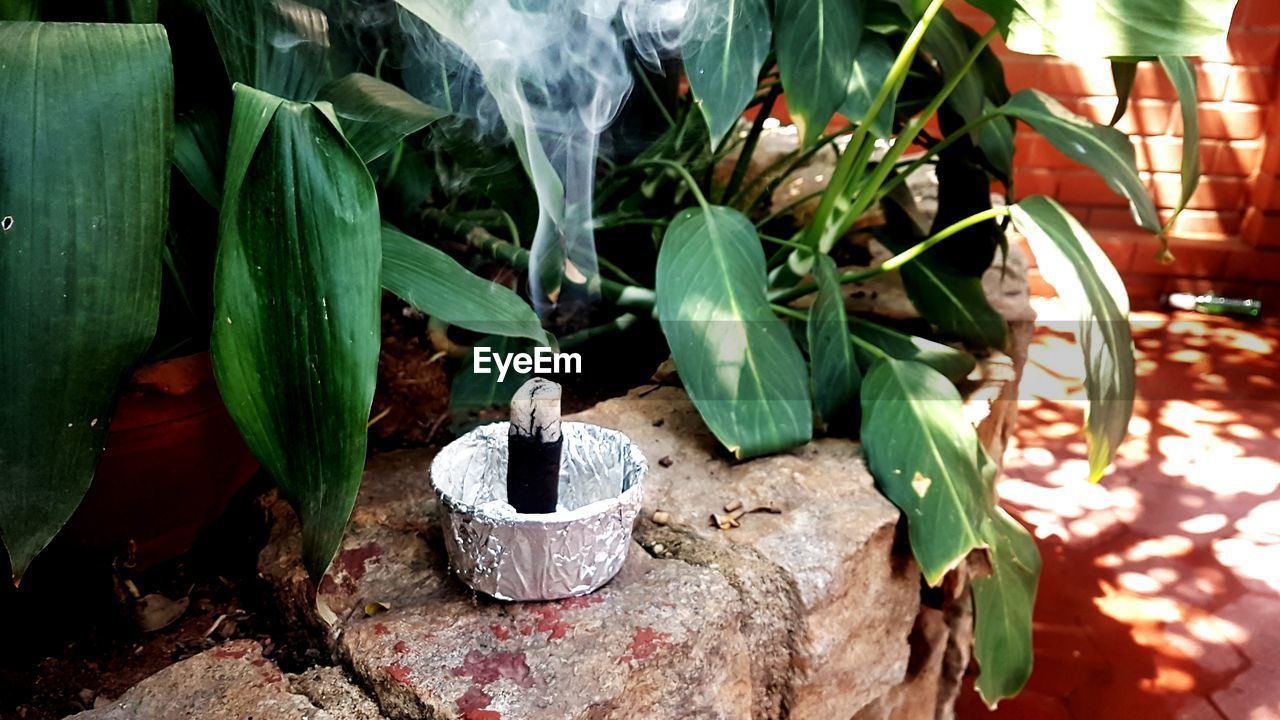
448, 335, 533, 434
657, 206, 812, 458
973, 508, 1041, 707
776, 0, 866, 146
860, 359, 987, 585
1159, 57, 1201, 225
318, 73, 446, 163
1109, 60, 1138, 127
848, 316, 975, 384
174, 110, 227, 208
1000, 90, 1160, 234
683, 0, 772, 144
212, 84, 381, 578
879, 237, 1008, 350
1004, 0, 1238, 58
0, 0, 37, 19
0, 22, 172, 582
923, 12, 1011, 178
839, 35, 898, 139
205, 0, 334, 101
1011, 197, 1134, 482
380, 225, 548, 345
964, 0, 1014, 33
126, 0, 158, 22
807, 255, 862, 428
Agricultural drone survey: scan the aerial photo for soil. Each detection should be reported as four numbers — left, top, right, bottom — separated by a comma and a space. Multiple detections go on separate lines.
0, 296, 664, 720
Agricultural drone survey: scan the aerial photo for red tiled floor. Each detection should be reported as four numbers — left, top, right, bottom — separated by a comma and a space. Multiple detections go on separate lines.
957, 304, 1280, 720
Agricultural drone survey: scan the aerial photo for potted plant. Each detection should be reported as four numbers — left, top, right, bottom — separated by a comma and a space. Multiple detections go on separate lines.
0, 0, 1235, 708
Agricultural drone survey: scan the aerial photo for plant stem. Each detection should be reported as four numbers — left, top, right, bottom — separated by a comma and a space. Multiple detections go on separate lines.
723, 85, 783, 203
633, 60, 675, 129
876, 111, 1001, 199
830, 26, 1000, 242
558, 313, 639, 349
624, 159, 712, 211
768, 205, 1011, 304
800, 0, 951, 260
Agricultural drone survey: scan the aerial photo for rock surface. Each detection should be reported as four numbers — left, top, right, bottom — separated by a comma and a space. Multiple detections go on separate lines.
66, 640, 386, 720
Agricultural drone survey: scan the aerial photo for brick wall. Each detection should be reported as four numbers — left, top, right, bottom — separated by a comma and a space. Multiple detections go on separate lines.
953, 0, 1280, 307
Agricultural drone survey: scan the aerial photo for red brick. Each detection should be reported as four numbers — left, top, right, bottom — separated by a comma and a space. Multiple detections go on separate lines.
1225, 66, 1275, 103
1130, 136, 1215, 174
1129, 239, 1231, 277
1013, 168, 1059, 200
1003, 57, 1043, 93
1175, 102, 1267, 140
1056, 171, 1135, 208
1160, 208, 1243, 239
1095, 234, 1137, 271
1201, 31, 1280, 66
1148, 172, 1247, 211
1039, 59, 1117, 98
1080, 97, 1174, 135
1242, 207, 1280, 248
1211, 139, 1264, 175
1090, 207, 1142, 230
1251, 173, 1280, 211
1243, 0, 1280, 27
1129, 62, 1231, 103
1262, 141, 1280, 174
1030, 137, 1086, 171
1224, 248, 1280, 282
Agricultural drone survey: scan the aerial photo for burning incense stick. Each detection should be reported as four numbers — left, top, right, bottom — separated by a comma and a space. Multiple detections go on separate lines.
507, 378, 563, 513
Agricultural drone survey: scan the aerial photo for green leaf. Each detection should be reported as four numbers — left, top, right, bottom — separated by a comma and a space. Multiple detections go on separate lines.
808, 255, 862, 428
125, 0, 158, 22
0, 22, 172, 582
973, 508, 1041, 707
318, 73, 446, 163
1010, 196, 1134, 482
848, 316, 975, 384
860, 359, 989, 585
0, 0, 36, 19
448, 335, 533, 434
1004, 0, 1239, 57
922, 10, 985, 122
1109, 60, 1138, 127
839, 35, 898, 139
964, 0, 1014, 31
1000, 89, 1160, 234
211, 84, 382, 578
656, 206, 812, 458
879, 237, 1008, 350
1159, 56, 1201, 224
380, 225, 548, 345
776, 0, 866, 146
205, 0, 334, 101
683, 0, 772, 144
174, 110, 227, 208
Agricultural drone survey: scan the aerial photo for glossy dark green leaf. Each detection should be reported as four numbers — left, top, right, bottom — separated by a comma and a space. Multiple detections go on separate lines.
1159, 56, 1201, 223
318, 73, 446, 163
1109, 60, 1138, 127
205, 0, 334, 101
860, 359, 987, 585
381, 225, 548, 345
839, 35, 898, 139
211, 84, 381, 577
848, 316, 976, 383
879, 237, 1009, 350
0, 22, 172, 582
973, 507, 1041, 707
1000, 89, 1160, 234
776, 0, 866, 146
174, 110, 227, 208
1004, 0, 1239, 57
657, 206, 812, 458
924, 11, 1011, 178
807, 255, 862, 428
964, 0, 1014, 32
0, 0, 36, 19
1010, 196, 1134, 482
683, 0, 772, 144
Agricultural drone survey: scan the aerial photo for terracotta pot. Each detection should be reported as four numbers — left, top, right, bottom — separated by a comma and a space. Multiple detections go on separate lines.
62, 352, 259, 569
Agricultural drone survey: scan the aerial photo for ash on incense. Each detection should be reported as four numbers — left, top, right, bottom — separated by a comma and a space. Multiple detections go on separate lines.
430, 379, 647, 601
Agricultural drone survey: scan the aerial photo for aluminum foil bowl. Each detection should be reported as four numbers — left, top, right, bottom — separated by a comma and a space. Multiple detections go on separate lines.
430, 421, 646, 601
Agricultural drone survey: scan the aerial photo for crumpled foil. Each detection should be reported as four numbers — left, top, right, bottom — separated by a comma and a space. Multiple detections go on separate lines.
430, 421, 647, 601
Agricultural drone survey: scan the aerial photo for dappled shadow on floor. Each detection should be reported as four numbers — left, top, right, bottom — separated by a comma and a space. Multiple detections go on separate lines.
957, 306, 1280, 720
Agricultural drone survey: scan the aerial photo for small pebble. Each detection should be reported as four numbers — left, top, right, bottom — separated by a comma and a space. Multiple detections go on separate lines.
652, 510, 671, 525
723, 499, 743, 512
658, 456, 673, 468
652, 543, 666, 555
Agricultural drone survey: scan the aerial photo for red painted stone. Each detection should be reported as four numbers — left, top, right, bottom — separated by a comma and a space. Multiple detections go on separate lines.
384, 663, 413, 685
451, 650, 534, 688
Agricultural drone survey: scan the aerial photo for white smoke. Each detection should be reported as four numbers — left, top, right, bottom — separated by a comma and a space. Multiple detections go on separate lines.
394, 0, 691, 323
